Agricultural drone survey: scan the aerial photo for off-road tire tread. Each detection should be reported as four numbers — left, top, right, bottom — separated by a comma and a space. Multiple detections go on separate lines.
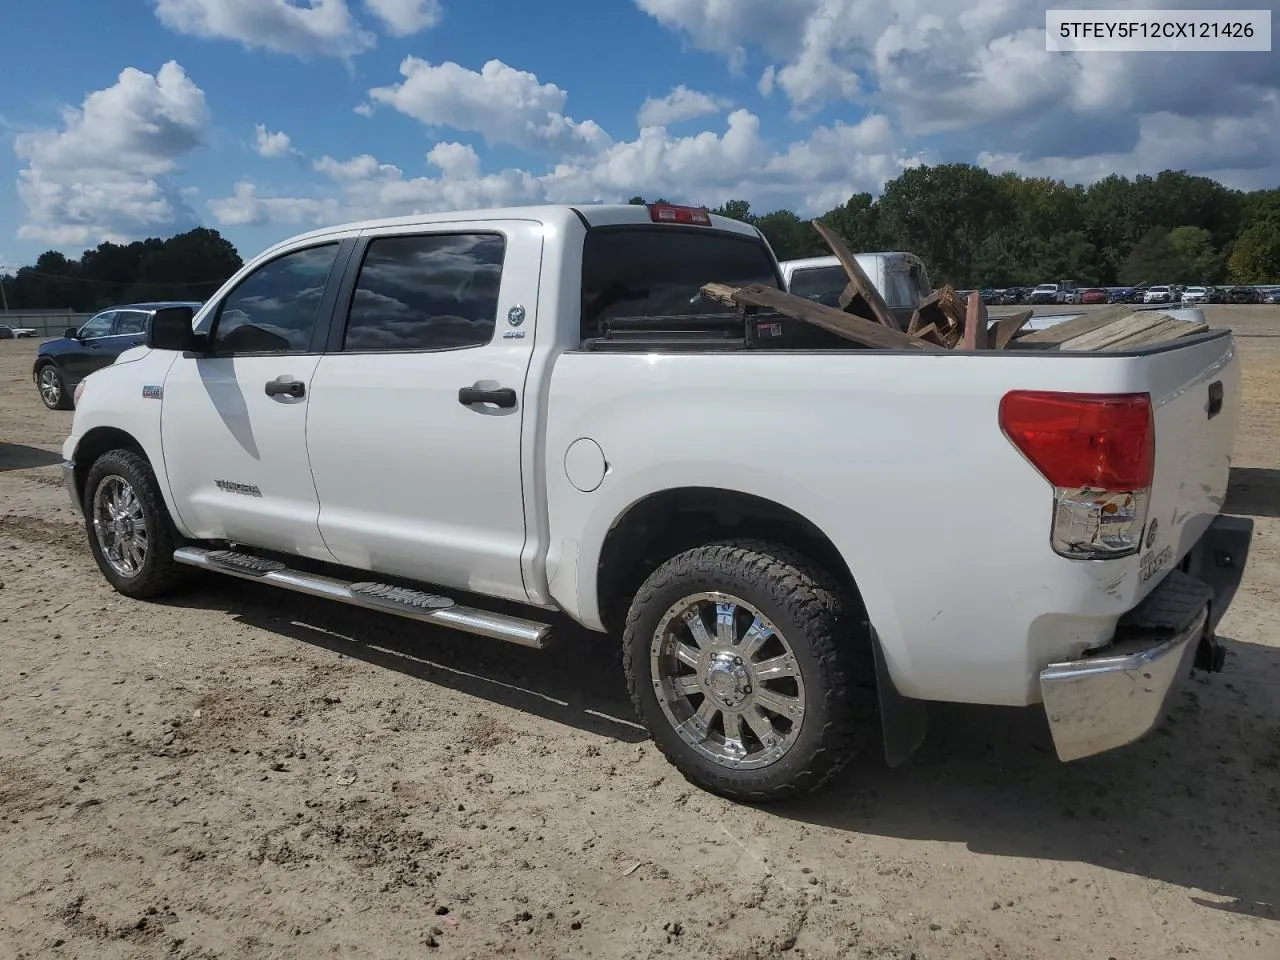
622, 539, 875, 803
84, 449, 191, 599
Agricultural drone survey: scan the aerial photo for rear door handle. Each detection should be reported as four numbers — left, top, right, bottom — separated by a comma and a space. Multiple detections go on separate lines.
458, 386, 517, 408
265, 378, 305, 399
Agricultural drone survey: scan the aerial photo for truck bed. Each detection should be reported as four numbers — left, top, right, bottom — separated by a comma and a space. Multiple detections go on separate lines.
544, 327, 1239, 709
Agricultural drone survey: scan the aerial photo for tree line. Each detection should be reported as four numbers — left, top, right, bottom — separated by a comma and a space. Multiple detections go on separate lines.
639, 164, 1280, 288
1, 228, 243, 312
3, 165, 1277, 313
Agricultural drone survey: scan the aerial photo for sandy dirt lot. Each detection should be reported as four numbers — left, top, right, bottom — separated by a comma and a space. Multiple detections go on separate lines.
2, 308, 1278, 960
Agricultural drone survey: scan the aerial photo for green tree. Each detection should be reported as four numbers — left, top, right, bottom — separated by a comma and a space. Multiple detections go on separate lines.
1166, 226, 1223, 282
815, 192, 881, 252
754, 209, 824, 260
875, 163, 1014, 285
1227, 217, 1280, 283
709, 199, 754, 223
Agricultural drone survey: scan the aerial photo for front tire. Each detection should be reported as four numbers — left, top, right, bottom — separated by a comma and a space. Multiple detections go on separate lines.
84, 449, 191, 599
623, 540, 875, 802
37, 363, 72, 410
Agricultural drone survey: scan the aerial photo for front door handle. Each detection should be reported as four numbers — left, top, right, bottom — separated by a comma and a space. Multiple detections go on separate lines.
458, 386, 517, 408
265, 378, 305, 399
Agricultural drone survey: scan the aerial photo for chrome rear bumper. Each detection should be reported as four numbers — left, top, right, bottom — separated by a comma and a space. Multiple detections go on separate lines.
1040, 515, 1253, 762
1041, 600, 1207, 761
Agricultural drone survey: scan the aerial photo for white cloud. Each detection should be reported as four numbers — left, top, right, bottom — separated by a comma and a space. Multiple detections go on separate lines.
14, 61, 209, 245
636, 85, 731, 128
367, 57, 610, 153
363, 0, 440, 35
253, 123, 295, 158
153, 0, 375, 58
210, 149, 542, 228
426, 141, 481, 179
980, 100, 1280, 192
632, 0, 1280, 174
207, 108, 922, 235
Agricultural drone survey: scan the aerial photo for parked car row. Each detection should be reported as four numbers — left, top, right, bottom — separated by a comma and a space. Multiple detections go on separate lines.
958, 283, 1277, 306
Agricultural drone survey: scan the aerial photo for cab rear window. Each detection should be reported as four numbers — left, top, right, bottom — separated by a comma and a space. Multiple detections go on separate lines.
580, 227, 778, 338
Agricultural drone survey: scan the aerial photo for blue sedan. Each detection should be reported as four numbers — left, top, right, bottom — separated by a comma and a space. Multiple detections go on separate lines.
33, 301, 202, 410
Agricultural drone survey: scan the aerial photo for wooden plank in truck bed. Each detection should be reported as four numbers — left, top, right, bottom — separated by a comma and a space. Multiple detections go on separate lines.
701, 283, 942, 351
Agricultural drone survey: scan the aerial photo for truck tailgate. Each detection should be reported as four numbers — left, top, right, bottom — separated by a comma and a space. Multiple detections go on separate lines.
1131, 333, 1239, 598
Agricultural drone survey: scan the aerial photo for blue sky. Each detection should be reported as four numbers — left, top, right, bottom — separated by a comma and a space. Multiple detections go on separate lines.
3, 0, 1278, 267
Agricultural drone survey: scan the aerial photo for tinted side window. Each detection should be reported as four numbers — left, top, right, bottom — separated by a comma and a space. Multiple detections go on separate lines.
79, 312, 116, 338
114, 310, 148, 336
212, 244, 340, 355
788, 266, 848, 307
342, 233, 505, 352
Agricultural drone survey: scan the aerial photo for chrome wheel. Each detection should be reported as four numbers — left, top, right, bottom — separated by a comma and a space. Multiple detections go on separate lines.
650, 592, 806, 771
92, 476, 148, 578
38, 366, 61, 407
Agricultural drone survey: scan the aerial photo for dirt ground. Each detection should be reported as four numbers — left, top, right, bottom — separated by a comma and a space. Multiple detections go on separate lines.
2, 307, 1278, 960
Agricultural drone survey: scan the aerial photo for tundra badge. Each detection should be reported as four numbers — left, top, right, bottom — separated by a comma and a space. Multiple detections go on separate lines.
215, 479, 263, 497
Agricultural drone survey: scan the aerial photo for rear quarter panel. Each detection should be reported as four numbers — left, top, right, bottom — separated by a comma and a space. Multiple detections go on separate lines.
543, 335, 1238, 707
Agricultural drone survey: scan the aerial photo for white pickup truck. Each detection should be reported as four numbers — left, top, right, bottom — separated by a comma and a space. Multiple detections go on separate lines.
60, 202, 1252, 802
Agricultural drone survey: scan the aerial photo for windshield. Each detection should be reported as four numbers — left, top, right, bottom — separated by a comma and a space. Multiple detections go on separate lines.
1150, 286, 1170, 292
581, 227, 778, 335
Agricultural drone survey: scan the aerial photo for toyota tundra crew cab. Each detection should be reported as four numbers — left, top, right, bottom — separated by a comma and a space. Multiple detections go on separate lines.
60, 202, 1253, 802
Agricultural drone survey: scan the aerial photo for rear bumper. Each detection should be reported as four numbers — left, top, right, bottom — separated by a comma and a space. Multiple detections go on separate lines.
1040, 515, 1253, 762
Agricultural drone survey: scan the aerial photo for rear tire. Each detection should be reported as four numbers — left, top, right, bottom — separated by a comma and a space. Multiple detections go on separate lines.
37, 363, 72, 410
623, 539, 875, 802
83, 449, 191, 599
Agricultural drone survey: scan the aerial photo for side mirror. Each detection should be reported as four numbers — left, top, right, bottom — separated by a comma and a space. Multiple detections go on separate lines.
64, 327, 80, 339
147, 306, 199, 352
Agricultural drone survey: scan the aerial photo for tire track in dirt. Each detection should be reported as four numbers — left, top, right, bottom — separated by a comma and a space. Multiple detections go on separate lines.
0, 514, 85, 554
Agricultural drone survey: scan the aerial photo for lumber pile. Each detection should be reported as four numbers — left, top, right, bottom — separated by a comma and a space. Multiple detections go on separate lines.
699, 219, 1211, 353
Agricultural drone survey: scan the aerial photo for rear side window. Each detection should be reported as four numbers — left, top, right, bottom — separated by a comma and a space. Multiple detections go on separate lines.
342, 233, 505, 353
788, 266, 847, 307
882, 261, 929, 310
580, 227, 778, 337
114, 310, 149, 336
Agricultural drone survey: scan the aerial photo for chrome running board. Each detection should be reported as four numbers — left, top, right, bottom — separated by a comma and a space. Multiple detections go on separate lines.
172, 546, 553, 649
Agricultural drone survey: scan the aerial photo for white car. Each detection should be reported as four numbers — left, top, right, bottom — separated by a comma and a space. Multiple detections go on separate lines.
1144, 285, 1174, 303
59, 202, 1252, 801
1182, 286, 1209, 304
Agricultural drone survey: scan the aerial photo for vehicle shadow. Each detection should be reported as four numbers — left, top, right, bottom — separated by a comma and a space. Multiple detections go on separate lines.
0, 442, 61, 472
778, 633, 1280, 920
163, 575, 648, 745
160, 573, 1279, 914
1225, 467, 1280, 518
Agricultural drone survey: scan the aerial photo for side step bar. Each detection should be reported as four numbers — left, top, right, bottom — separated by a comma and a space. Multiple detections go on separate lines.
172, 546, 553, 649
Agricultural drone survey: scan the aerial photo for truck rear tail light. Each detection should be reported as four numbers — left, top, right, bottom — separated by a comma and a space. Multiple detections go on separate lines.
999, 391, 1155, 560
648, 203, 711, 226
